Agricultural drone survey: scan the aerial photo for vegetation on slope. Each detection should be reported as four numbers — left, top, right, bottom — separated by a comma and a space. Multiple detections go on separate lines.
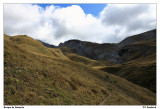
58, 29, 156, 64
99, 39, 156, 93
58, 31, 156, 93
4, 35, 156, 105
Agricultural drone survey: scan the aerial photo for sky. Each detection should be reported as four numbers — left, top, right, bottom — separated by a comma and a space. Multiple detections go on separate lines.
4, 4, 156, 45
37, 4, 107, 17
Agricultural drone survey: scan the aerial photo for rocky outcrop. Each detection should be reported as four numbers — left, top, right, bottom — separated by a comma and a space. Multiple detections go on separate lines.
58, 29, 156, 63
59, 40, 120, 63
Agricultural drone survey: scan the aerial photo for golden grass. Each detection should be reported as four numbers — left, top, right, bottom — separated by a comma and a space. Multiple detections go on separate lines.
4, 34, 156, 105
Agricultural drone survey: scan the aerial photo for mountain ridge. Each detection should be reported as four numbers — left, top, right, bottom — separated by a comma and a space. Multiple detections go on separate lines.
58, 29, 156, 63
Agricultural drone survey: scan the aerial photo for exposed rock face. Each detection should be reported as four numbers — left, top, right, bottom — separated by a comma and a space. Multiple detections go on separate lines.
59, 40, 121, 63
58, 29, 156, 63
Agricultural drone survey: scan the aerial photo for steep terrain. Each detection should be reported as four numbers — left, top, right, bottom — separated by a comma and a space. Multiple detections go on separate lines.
59, 29, 156, 64
99, 39, 156, 92
4, 34, 156, 105
59, 40, 120, 63
58, 29, 156, 93
118, 29, 156, 48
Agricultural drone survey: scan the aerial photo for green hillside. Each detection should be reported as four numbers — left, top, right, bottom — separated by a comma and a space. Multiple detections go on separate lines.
4, 35, 156, 105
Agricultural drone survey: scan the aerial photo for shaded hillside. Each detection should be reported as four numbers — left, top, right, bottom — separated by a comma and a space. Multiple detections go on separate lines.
118, 29, 156, 48
118, 38, 156, 62
59, 40, 120, 63
57, 30, 156, 93
59, 29, 156, 64
59, 46, 107, 67
4, 34, 156, 105
99, 38, 156, 93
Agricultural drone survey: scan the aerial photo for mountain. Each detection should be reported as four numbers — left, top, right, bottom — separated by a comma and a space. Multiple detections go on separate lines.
59, 40, 120, 63
59, 30, 156, 93
4, 34, 156, 105
59, 29, 156, 64
58, 29, 156, 93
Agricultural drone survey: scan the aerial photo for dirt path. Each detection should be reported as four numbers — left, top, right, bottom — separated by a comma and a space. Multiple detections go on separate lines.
99, 92, 111, 105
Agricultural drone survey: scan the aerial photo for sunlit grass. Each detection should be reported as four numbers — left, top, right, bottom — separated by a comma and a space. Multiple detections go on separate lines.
4, 34, 156, 105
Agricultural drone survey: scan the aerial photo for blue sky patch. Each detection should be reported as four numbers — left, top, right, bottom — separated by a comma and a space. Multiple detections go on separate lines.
36, 4, 107, 17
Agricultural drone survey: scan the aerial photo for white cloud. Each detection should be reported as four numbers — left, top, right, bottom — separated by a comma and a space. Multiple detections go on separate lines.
100, 4, 156, 40
4, 4, 156, 45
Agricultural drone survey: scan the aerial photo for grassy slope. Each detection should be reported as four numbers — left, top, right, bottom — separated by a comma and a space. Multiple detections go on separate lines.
99, 40, 156, 93
119, 39, 156, 62
4, 35, 156, 105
